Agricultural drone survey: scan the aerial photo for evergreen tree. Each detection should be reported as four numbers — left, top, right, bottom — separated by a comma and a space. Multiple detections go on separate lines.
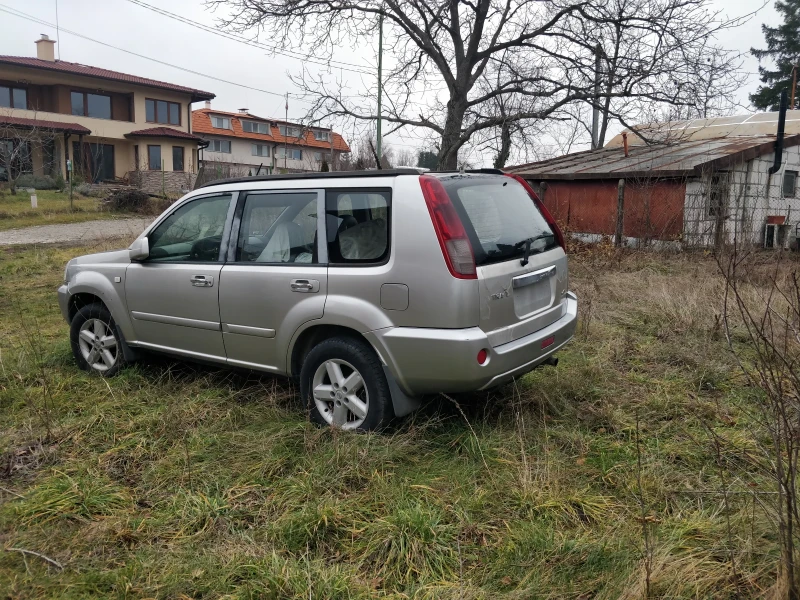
320, 159, 329, 172
751, 0, 800, 110
416, 150, 438, 171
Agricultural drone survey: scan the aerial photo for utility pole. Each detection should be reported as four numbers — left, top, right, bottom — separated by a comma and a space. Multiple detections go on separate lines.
330, 122, 335, 171
284, 93, 288, 170
792, 64, 797, 110
591, 42, 602, 150
376, 10, 384, 168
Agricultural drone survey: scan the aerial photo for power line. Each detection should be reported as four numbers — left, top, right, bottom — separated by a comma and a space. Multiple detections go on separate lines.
0, 3, 315, 105
123, 0, 375, 76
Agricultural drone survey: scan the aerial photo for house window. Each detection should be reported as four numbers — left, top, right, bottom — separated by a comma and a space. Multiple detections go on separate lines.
71, 91, 112, 119
252, 144, 270, 157
784, 170, 797, 198
276, 147, 302, 160
211, 116, 232, 129
708, 172, 729, 217
313, 151, 332, 162
146, 99, 181, 125
206, 139, 231, 153
0, 86, 27, 109
172, 146, 184, 172
148, 145, 161, 171
313, 130, 330, 141
242, 120, 269, 134
278, 125, 301, 137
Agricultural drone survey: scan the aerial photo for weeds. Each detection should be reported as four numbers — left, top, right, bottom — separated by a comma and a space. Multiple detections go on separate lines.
0, 244, 792, 597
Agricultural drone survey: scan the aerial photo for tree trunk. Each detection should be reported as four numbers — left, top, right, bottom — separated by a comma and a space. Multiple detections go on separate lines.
437, 96, 467, 170
493, 121, 512, 169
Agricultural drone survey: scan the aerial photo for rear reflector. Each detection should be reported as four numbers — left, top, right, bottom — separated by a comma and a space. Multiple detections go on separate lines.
505, 173, 566, 252
477, 349, 488, 365
419, 175, 477, 279
541, 336, 555, 349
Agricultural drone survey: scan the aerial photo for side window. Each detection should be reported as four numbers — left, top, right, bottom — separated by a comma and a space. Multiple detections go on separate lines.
148, 195, 232, 262
326, 190, 390, 264
236, 192, 318, 264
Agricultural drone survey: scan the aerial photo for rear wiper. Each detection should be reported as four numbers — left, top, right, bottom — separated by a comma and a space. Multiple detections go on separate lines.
516, 233, 554, 266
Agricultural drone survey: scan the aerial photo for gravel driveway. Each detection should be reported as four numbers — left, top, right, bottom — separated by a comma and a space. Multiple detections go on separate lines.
0, 217, 154, 246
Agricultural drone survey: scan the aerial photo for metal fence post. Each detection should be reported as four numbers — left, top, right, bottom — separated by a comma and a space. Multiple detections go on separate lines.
615, 178, 625, 246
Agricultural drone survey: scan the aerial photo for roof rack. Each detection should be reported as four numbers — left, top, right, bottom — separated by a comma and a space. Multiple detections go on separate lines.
199, 167, 506, 188
199, 168, 424, 188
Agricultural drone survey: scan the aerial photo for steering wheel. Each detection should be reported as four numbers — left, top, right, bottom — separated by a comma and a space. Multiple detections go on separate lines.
189, 237, 221, 261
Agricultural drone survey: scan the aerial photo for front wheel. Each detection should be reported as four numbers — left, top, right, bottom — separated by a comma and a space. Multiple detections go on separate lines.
300, 337, 393, 431
70, 303, 126, 376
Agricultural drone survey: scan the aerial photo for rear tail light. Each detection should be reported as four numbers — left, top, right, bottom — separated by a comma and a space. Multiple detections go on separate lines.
419, 175, 477, 279
505, 173, 566, 252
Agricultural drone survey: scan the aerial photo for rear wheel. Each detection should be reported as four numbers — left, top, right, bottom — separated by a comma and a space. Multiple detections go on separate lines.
300, 337, 393, 431
70, 303, 125, 376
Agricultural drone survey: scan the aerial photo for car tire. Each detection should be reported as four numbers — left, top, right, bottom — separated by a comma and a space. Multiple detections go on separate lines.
300, 336, 393, 431
70, 303, 126, 377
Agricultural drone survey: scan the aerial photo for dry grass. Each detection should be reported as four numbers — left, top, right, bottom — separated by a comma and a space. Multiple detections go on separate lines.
0, 190, 109, 231
0, 243, 792, 598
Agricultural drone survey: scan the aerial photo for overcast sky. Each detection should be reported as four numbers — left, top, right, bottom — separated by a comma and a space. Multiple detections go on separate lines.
0, 0, 782, 162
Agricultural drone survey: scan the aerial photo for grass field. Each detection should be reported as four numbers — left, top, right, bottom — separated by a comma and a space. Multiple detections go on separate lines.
0, 240, 784, 598
0, 190, 113, 231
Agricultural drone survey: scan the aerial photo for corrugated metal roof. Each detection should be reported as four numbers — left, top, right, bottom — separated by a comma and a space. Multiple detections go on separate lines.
606, 111, 800, 148
0, 56, 215, 101
507, 135, 798, 180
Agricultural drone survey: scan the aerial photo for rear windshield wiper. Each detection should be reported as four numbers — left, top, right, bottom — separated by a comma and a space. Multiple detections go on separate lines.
516, 233, 555, 266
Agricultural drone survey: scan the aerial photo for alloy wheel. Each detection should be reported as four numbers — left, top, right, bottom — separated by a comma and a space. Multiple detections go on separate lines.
312, 358, 369, 429
78, 318, 118, 373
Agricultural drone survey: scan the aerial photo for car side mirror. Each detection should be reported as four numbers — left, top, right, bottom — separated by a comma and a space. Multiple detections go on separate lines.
129, 237, 149, 261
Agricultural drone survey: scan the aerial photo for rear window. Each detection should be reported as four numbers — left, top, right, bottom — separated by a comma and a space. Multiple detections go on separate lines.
439, 176, 557, 266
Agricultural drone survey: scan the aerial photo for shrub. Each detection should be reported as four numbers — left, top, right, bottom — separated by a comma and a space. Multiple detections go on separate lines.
15, 174, 58, 190
54, 173, 65, 192
107, 189, 152, 213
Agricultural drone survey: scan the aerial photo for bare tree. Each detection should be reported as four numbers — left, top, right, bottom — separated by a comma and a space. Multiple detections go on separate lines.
212, 0, 747, 169
392, 147, 416, 167
0, 116, 59, 194
339, 133, 392, 170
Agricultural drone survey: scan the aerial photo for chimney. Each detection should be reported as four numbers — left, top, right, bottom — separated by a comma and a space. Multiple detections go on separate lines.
35, 34, 56, 62
238, 108, 249, 114
622, 132, 629, 157
205, 100, 211, 109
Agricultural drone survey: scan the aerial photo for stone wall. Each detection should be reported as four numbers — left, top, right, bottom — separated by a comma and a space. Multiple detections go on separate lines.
128, 170, 196, 196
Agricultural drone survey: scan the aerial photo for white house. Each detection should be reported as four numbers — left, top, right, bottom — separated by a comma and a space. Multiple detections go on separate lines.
192, 105, 350, 176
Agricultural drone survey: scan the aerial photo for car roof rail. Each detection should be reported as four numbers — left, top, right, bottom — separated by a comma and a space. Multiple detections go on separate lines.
198, 168, 425, 188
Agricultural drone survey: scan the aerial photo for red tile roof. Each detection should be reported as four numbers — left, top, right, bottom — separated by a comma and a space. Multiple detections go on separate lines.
191, 109, 351, 152
0, 56, 214, 101
125, 127, 201, 141
0, 115, 90, 134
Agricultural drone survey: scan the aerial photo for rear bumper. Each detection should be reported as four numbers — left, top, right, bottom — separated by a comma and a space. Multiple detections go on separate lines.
366, 292, 578, 396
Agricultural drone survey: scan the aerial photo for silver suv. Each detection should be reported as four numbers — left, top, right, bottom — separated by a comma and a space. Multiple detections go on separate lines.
59, 169, 577, 430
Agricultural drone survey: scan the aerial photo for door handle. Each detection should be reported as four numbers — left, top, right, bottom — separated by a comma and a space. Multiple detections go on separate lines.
190, 275, 214, 287
290, 278, 319, 293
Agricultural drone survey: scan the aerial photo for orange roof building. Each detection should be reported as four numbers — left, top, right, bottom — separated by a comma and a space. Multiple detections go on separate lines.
192, 105, 350, 175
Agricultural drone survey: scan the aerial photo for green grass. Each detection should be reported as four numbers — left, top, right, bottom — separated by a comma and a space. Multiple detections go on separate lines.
0, 243, 783, 598
0, 190, 125, 231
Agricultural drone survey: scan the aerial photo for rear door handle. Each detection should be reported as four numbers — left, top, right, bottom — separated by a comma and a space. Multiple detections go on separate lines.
290, 278, 319, 293
190, 275, 214, 287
